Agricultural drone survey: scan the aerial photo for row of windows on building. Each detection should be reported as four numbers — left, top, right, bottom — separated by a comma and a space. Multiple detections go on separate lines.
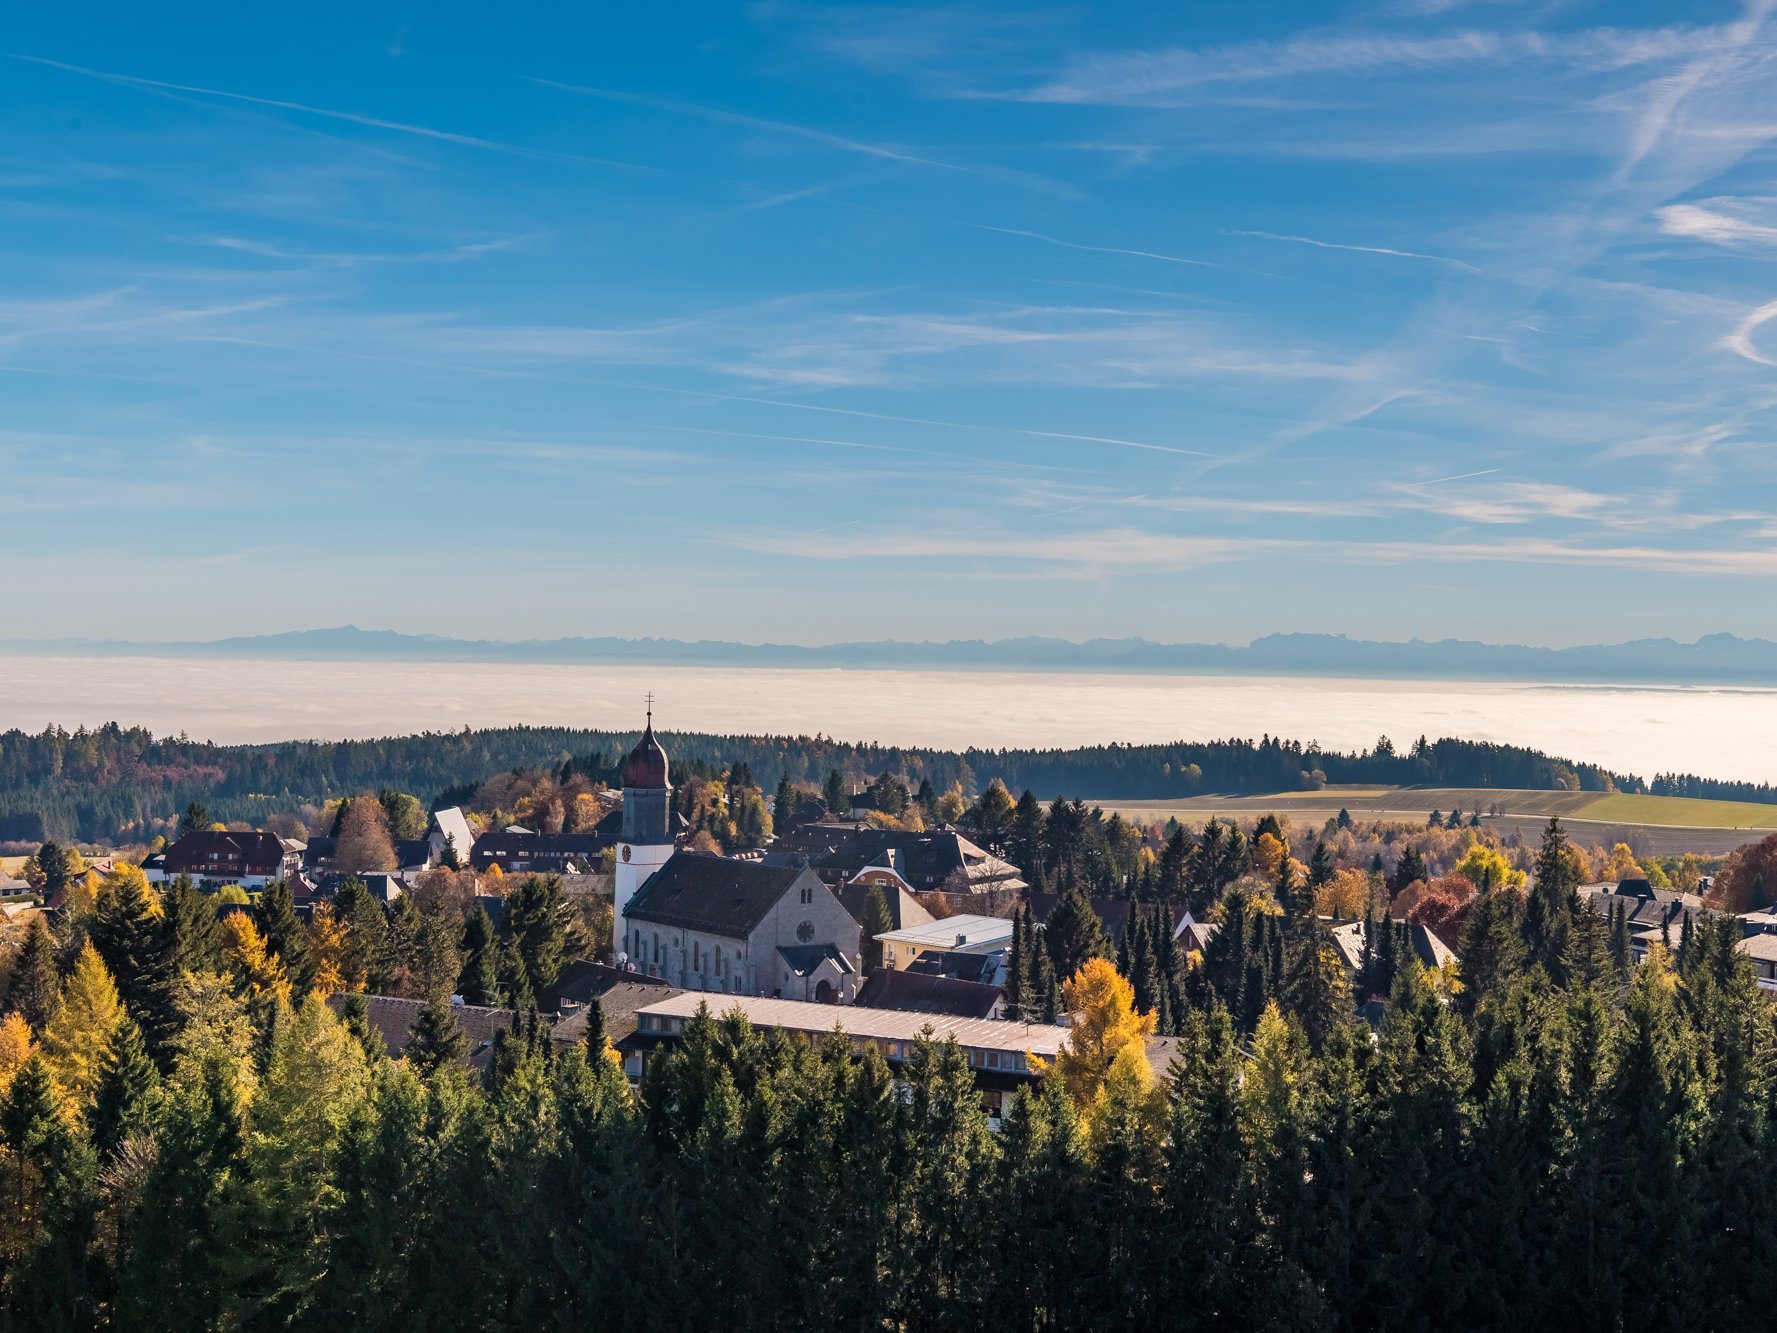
628, 929, 746, 988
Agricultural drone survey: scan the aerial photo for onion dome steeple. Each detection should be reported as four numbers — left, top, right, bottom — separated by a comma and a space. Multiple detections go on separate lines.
620, 696, 673, 846
623, 705, 669, 790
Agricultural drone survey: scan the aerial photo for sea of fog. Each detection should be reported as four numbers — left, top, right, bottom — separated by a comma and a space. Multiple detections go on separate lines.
0, 655, 1773, 786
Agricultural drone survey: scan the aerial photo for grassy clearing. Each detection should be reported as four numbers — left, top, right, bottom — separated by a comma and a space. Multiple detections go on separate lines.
1092, 785, 1777, 833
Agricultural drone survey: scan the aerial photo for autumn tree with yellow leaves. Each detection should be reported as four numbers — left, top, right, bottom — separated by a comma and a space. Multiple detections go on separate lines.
222, 911, 294, 1008
39, 942, 124, 1110
1053, 957, 1157, 1109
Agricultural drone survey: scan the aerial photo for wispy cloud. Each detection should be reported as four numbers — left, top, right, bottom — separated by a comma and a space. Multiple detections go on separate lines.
15, 55, 655, 172
1655, 200, 1777, 247
1228, 228, 1480, 273
207, 233, 538, 266
739, 523, 1777, 577
527, 77, 1073, 195
1722, 299, 1777, 366
982, 25, 1732, 106
972, 224, 1222, 269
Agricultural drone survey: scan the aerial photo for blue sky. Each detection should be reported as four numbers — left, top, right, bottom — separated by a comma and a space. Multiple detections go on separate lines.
5, 1, 1776, 647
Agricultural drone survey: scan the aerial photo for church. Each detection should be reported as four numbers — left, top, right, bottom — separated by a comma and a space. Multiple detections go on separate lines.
613, 713, 861, 1003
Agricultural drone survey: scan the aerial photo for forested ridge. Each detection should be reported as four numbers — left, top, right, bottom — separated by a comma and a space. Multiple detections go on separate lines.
2, 820, 1776, 1329
10, 720, 1761, 846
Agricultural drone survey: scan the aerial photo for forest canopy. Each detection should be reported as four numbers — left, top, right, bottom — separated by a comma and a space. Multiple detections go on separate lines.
4, 721, 1741, 846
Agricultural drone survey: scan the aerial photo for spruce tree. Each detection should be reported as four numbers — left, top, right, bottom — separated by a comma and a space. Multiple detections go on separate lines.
0, 1051, 99, 1324
7, 915, 61, 1030
338, 992, 388, 1066
1309, 838, 1336, 889
89, 867, 163, 1033
1010, 789, 1047, 881
255, 879, 310, 991
1390, 845, 1428, 897
581, 995, 609, 1062
406, 995, 468, 1075
772, 774, 797, 834
824, 769, 849, 816
1044, 875, 1111, 982
505, 874, 570, 1001
860, 886, 893, 972
1526, 817, 1580, 981
90, 1016, 160, 1157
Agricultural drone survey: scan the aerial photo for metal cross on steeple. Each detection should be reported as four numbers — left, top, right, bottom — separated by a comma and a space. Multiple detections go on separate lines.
644, 691, 655, 725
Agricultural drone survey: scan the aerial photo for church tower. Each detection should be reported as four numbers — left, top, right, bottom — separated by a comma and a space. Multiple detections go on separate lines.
614, 702, 674, 958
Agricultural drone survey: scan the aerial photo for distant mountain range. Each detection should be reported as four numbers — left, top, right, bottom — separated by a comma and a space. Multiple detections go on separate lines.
4, 626, 1777, 685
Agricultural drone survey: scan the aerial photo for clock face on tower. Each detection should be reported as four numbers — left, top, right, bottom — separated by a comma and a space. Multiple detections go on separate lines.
796, 921, 815, 943
622, 845, 632, 863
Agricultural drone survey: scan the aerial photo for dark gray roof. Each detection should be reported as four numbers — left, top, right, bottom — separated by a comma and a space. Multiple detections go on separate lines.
555, 980, 686, 1047
1579, 882, 1701, 933
1026, 892, 1186, 941
164, 830, 289, 876
625, 852, 806, 937
768, 827, 1004, 892
855, 969, 1001, 1019
327, 993, 526, 1069
776, 943, 855, 977
551, 959, 672, 1008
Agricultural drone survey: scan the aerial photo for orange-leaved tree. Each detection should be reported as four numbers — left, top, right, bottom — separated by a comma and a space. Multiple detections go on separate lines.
1053, 957, 1156, 1109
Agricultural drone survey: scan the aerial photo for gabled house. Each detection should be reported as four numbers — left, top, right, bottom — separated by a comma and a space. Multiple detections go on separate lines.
429, 806, 477, 867
151, 831, 301, 889
620, 852, 862, 1003
1328, 919, 1459, 977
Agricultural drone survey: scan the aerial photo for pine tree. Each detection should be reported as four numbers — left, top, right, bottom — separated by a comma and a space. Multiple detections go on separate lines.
505, 874, 570, 1000
459, 901, 499, 1004
1527, 817, 1580, 982
255, 879, 310, 991
1045, 874, 1111, 981
88, 865, 164, 1034
7, 915, 61, 1031
1010, 789, 1048, 881
1309, 838, 1336, 889
773, 773, 797, 833
90, 1015, 160, 1156
177, 802, 212, 838
0, 1051, 98, 1323
824, 769, 849, 816
1390, 846, 1429, 897
860, 886, 893, 972
337, 992, 388, 1066
335, 878, 392, 993
581, 995, 610, 1063
406, 994, 468, 1075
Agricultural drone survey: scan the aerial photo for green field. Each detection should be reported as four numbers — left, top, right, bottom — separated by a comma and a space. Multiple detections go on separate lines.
1090, 786, 1777, 855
